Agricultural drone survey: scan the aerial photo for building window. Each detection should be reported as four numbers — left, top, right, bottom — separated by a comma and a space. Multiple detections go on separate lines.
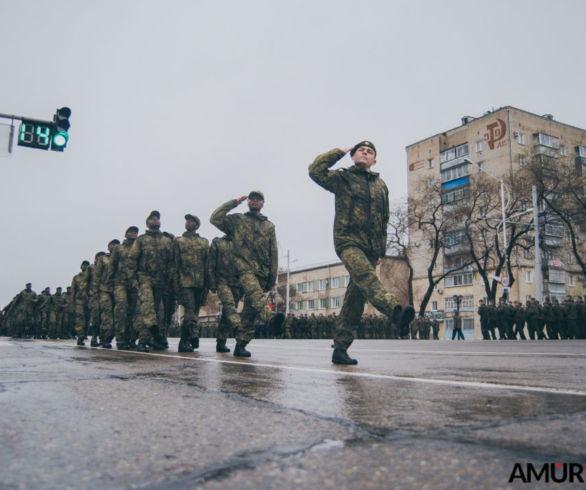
427, 158, 434, 169
515, 132, 525, 145
560, 145, 567, 156
318, 279, 329, 291
519, 155, 526, 166
295, 301, 304, 311
477, 161, 484, 171
444, 272, 473, 287
534, 133, 560, 149
576, 146, 586, 158
440, 143, 469, 164
331, 296, 342, 308
475, 141, 483, 152
444, 295, 474, 312
319, 298, 329, 309
344, 275, 350, 287
306, 281, 315, 293
432, 301, 438, 311
307, 299, 315, 310
525, 271, 532, 283
331, 277, 340, 289
441, 162, 471, 183
524, 249, 532, 260
297, 282, 305, 294
442, 186, 469, 204
569, 275, 575, 287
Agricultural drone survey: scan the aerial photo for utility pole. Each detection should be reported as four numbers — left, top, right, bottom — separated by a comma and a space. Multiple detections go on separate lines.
532, 186, 543, 302
286, 249, 290, 315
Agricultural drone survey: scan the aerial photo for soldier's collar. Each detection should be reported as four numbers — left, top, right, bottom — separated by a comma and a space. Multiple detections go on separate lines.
347, 166, 380, 177
245, 211, 267, 221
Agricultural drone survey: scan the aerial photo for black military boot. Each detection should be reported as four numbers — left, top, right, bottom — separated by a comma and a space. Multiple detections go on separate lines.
90, 336, 99, 347
99, 337, 112, 349
178, 339, 194, 353
332, 348, 358, 365
137, 342, 150, 353
233, 341, 251, 357
116, 339, 130, 350
150, 325, 166, 351
76, 337, 86, 346
216, 340, 230, 353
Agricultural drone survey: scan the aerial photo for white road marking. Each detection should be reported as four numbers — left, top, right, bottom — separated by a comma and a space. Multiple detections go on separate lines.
97, 346, 586, 397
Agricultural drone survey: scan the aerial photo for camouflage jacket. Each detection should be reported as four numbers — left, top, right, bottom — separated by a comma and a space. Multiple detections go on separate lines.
128, 230, 174, 288
52, 292, 68, 312
37, 292, 52, 312
71, 268, 90, 303
173, 231, 209, 289
210, 199, 278, 290
107, 239, 136, 288
309, 148, 390, 259
208, 236, 239, 290
93, 254, 113, 294
16, 289, 37, 311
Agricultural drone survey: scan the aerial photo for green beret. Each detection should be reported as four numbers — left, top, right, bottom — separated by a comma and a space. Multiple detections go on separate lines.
350, 140, 376, 157
248, 190, 265, 201
184, 214, 201, 226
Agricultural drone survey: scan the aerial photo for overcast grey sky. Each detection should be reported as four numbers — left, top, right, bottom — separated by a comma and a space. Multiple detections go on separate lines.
1, 0, 585, 306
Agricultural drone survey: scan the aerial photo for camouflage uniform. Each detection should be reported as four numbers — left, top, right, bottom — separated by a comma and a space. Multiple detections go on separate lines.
309, 148, 399, 350
108, 238, 138, 345
37, 290, 52, 339
49, 289, 68, 338
13, 287, 37, 338
71, 266, 91, 339
477, 302, 490, 340
173, 230, 209, 347
209, 236, 243, 343
93, 253, 115, 343
87, 259, 102, 339
128, 230, 174, 346
210, 199, 278, 345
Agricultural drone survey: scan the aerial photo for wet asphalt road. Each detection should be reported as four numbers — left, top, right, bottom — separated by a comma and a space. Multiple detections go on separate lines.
1, 337, 585, 489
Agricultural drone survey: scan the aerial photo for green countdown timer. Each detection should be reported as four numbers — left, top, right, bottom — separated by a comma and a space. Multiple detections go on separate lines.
17, 119, 68, 151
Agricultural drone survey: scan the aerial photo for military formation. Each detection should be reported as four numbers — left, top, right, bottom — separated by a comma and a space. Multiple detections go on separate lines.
477, 296, 586, 340
2, 195, 284, 357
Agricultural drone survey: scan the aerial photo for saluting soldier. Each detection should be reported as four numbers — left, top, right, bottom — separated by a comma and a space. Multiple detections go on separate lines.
309, 141, 413, 364
210, 192, 283, 357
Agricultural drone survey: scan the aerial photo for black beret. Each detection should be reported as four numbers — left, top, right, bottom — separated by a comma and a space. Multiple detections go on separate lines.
108, 239, 120, 247
126, 226, 139, 234
248, 190, 265, 201
184, 214, 201, 226
350, 140, 377, 157
147, 210, 160, 219
81, 260, 90, 266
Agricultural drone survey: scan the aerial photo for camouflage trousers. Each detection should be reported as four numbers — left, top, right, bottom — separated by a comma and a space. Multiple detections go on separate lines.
335, 247, 399, 350
88, 296, 100, 336
113, 284, 138, 342
135, 282, 166, 344
74, 300, 89, 338
216, 283, 243, 342
48, 311, 63, 338
178, 287, 205, 340
99, 291, 115, 340
237, 271, 274, 345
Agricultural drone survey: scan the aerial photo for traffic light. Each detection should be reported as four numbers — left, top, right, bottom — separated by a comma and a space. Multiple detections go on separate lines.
51, 107, 71, 151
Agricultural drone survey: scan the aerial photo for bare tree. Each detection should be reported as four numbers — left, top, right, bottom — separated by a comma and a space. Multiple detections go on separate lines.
387, 199, 413, 305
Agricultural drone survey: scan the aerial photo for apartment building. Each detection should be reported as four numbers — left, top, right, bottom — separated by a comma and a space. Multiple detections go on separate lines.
407, 106, 585, 339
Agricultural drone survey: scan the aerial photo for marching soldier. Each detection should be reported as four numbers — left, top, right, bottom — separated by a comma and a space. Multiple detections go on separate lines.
210, 192, 283, 357
208, 235, 243, 352
71, 260, 91, 345
128, 211, 174, 352
309, 141, 413, 364
173, 214, 209, 353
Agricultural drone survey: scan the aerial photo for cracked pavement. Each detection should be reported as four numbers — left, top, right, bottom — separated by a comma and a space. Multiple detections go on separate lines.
1, 338, 585, 489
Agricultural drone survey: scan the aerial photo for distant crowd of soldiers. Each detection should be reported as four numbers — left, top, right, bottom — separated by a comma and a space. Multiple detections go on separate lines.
477, 296, 586, 340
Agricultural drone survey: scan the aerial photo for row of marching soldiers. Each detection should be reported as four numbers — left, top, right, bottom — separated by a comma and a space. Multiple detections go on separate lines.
1, 209, 250, 354
477, 296, 586, 340
1, 284, 76, 339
